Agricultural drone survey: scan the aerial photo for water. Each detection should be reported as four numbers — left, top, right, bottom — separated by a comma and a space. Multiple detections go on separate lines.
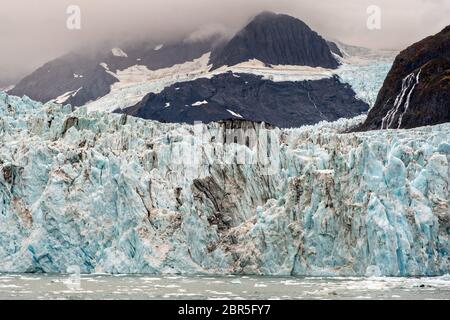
0, 274, 449, 300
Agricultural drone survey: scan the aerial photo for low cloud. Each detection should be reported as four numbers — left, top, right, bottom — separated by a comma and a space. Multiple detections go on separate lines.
0, 0, 449, 84
183, 24, 232, 44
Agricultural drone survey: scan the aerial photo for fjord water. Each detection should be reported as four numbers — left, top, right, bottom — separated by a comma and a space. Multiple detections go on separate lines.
0, 274, 449, 300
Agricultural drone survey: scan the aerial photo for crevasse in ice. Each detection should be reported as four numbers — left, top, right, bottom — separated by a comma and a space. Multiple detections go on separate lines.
0, 92, 448, 275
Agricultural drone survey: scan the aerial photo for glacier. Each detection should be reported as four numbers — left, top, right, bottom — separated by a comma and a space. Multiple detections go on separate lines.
335, 60, 393, 108
334, 47, 395, 108
0, 92, 448, 275
85, 48, 394, 114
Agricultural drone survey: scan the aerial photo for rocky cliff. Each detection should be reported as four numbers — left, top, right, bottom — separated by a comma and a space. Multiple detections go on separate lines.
358, 25, 450, 130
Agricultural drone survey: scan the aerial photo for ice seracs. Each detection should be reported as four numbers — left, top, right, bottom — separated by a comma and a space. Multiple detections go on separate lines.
0, 92, 448, 275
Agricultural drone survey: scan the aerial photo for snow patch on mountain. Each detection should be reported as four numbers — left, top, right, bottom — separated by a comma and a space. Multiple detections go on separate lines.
0, 85, 14, 93
227, 109, 243, 118
99, 62, 119, 80
111, 47, 128, 58
52, 87, 83, 104
216, 59, 335, 82
86, 53, 212, 112
192, 100, 208, 107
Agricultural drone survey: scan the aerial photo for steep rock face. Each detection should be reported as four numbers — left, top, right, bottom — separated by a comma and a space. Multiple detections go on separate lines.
210, 12, 339, 70
9, 39, 217, 107
327, 41, 343, 57
0, 93, 448, 276
358, 25, 450, 130
121, 72, 368, 128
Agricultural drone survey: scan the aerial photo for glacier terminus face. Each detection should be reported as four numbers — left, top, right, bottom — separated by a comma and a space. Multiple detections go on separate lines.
0, 92, 448, 276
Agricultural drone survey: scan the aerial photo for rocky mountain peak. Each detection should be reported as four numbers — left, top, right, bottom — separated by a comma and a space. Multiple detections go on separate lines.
357, 24, 450, 131
209, 12, 339, 70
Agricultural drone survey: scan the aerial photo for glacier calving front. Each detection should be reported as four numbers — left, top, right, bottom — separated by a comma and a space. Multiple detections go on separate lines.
0, 93, 448, 275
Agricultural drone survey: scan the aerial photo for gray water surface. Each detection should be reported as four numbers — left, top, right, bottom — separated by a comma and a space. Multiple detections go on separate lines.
0, 274, 449, 300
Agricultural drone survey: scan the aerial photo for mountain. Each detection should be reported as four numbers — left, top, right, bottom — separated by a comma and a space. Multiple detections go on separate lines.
10, 12, 377, 128
9, 38, 218, 107
209, 12, 340, 70
117, 12, 372, 127
8, 51, 118, 107
1, 92, 448, 275
121, 72, 368, 128
357, 25, 450, 131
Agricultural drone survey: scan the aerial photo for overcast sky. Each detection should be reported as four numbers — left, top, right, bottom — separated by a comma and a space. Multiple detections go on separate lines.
0, 0, 449, 85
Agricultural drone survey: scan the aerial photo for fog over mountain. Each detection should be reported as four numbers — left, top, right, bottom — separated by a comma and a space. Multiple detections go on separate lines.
0, 0, 449, 85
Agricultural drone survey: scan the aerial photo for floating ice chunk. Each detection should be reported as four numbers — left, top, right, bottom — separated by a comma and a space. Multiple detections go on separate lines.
154, 44, 164, 51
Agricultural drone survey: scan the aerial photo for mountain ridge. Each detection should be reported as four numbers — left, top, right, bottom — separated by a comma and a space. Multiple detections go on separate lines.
9, 38, 218, 107
210, 12, 339, 70
120, 72, 368, 128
